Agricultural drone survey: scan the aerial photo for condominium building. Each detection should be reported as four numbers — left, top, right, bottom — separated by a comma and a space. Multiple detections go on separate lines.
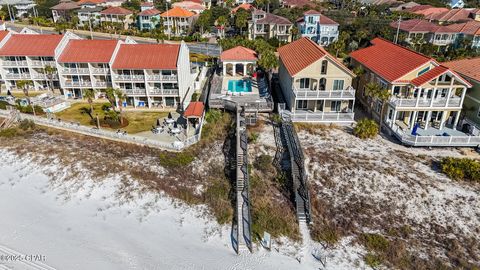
161, 7, 196, 36
277, 37, 356, 123
248, 10, 293, 43
297, 10, 339, 46
350, 38, 474, 146
0, 32, 78, 91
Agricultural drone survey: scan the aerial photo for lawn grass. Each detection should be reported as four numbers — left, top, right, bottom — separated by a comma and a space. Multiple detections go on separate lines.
56, 102, 168, 134
8, 91, 48, 98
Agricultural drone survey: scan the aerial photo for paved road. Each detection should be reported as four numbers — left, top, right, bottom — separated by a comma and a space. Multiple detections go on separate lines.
6, 23, 221, 56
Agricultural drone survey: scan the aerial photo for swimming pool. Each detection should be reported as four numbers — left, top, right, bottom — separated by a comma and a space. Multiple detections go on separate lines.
227, 79, 252, 93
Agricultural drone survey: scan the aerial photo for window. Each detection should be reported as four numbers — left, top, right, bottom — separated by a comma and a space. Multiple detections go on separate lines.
299, 78, 310, 89
393, 86, 400, 96
319, 78, 326, 90
333, 80, 344, 90
418, 66, 430, 76
307, 16, 314, 24
297, 100, 307, 109
330, 101, 341, 112
321, 60, 328, 74
477, 107, 480, 118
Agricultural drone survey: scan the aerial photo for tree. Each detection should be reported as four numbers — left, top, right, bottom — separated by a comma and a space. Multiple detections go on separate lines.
364, 82, 391, 131
54, 19, 69, 34
16, 80, 35, 116
258, 50, 278, 71
43, 65, 56, 93
196, 9, 211, 34
290, 26, 298, 41
83, 89, 96, 119
354, 118, 379, 139
105, 87, 117, 109
353, 66, 364, 92
114, 89, 127, 125
216, 16, 228, 38
234, 9, 249, 35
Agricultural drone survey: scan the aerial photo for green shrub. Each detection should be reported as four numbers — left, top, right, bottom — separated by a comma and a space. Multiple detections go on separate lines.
364, 253, 382, 268
191, 92, 200, 102
101, 103, 113, 111
354, 118, 379, 139
270, 113, 282, 124
18, 119, 35, 131
0, 100, 9, 110
159, 151, 195, 169
204, 177, 233, 224
205, 109, 222, 123
361, 233, 390, 252
0, 128, 19, 138
441, 157, 480, 182
254, 154, 273, 173
248, 132, 259, 143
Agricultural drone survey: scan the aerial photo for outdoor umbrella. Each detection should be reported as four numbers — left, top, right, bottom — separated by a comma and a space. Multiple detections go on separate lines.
411, 123, 419, 136
173, 122, 178, 128
168, 112, 172, 119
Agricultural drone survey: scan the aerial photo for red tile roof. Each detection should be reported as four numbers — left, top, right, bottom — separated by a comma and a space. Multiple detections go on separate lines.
405, 5, 448, 16
160, 7, 195, 17
0, 30, 10, 43
112, 44, 180, 69
447, 20, 480, 35
100, 6, 132, 15
77, 0, 105, 4
391, 19, 458, 33
231, 3, 254, 13
278, 37, 354, 77
0, 34, 63, 56
256, 13, 292, 25
297, 12, 338, 25
410, 65, 448, 86
443, 57, 480, 82
304, 9, 321, 15
139, 8, 160, 16
220, 46, 257, 61
184, 101, 204, 118
140, 2, 154, 7
425, 8, 473, 23
51, 0, 80, 10
58, 39, 118, 63
350, 38, 434, 82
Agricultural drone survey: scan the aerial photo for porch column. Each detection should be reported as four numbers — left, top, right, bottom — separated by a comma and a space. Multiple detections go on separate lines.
391, 109, 398, 128
313, 100, 317, 112
446, 87, 452, 105
459, 87, 466, 107
232, 63, 236, 76
223, 63, 226, 76
410, 111, 418, 130
133, 97, 137, 108
430, 88, 436, 107
408, 111, 415, 129
425, 110, 432, 130
243, 63, 247, 76
415, 88, 421, 106
453, 110, 460, 130
439, 110, 447, 129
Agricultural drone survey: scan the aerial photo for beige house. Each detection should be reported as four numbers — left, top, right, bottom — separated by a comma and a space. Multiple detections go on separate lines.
278, 37, 356, 123
247, 10, 293, 43
161, 7, 196, 36
350, 38, 477, 147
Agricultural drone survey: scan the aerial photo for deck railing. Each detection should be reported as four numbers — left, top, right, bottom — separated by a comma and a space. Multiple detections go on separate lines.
390, 124, 480, 146
390, 97, 461, 108
293, 86, 355, 99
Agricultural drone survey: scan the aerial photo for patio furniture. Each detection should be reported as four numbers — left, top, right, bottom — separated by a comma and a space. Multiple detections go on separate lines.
419, 121, 426, 129
165, 118, 175, 124
171, 128, 181, 134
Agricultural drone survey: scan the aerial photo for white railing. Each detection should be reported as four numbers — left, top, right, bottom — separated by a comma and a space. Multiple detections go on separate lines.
147, 74, 178, 81
293, 87, 355, 99
115, 74, 145, 81
91, 68, 109, 74
149, 88, 179, 95
390, 97, 462, 108
94, 81, 107, 87
32, 74, 59, 80
124, 89, 146, 95
0, 109, 204, 151
5, 73, 30, 79
62, 68, 90, 74
31, 60, 56, 67
65, 81, 91, 87
290, 111, 355, 122
3, 60, 27, 66
390, 124, 480, 146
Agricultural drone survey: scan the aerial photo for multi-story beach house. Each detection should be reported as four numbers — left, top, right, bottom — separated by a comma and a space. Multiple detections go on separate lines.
56, 39, 119, 98
297, 10, 339, 46
443, 57, 480, 131
0, 32, 78, 91
247, 9, 293, 43
99, 6, 133, 30
350, 38, 476, 146
161, 7, 196, 36
137, 3, 161, 31
277, 37, 356, 123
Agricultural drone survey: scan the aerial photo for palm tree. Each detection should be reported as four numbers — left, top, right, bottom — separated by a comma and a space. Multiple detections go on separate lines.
16, 80, 35, 116
364, 82, 391, 131
114, 89, 126, 125
105, 87, 117, 109
43, 65, 56, 93
216, 16, 228, 38
353, 66, 364, 92
290, 26, 298, 41
83, 89, 96, 119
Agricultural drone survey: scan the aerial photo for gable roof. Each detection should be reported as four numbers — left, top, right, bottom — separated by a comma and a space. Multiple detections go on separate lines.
282, 0, 312, 8
0, 30, 10, 43
391, 19, 458, 33
405, 5, 448, 16
77, 0, 105, 4
297, 12, 338, 25
58, 39, 118, 63
220, 46, 257, 61
100, 6, 132, 15
51, 0, 79, 10
160, 7, 195, 17
304, 9, 321, 15
256, 13, 292, 25
278, 37, 354, 77
443, 57, 480, 82
112, 44, 180, 69
184, 102, 204, 118
0, 34, 63, 56
349, 38, 433, 82
139, 7, 161, 16
231, 3, 254, 13
424, 8, 473, 23
411, 65, 448, 86
447, 20, 480, 35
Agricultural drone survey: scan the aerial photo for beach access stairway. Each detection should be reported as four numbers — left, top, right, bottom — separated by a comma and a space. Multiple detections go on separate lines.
0, 110, 19, 129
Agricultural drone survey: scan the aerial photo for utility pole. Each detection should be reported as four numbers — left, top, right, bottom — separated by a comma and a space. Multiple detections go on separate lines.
394, 15, 402, 44
6, 3, 14, 23
166, 0, 171, 40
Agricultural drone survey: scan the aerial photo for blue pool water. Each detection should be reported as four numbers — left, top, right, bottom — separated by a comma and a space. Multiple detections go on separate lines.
227, 79, 252, 93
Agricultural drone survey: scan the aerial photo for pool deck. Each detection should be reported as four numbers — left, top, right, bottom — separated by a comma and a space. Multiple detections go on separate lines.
221, 76, 259, 96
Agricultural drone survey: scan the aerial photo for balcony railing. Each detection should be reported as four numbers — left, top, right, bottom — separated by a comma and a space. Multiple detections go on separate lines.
390, 97, 461, 108
123, 89, 146, 95
293, 86, 355, 99
32, 74, 59, 80
115, 74, 145, 81
289, 111, 355, 122
432, 39, 454, 45
3, 60, 27, 66
91, 68, 109, 74
149, 88, 179, 95
63, 68, 90, 74
94, 81, 108, 87
64, 81, 91, 87
5, 73, 30, 79
147, 74, 178, 81
31, 60, 56, 67
390, 124, 480, 147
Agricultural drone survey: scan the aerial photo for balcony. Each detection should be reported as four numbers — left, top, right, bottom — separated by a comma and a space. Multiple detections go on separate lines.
91, 68, 109, 74
390, 97, 462, 108
149, 88, 179, 95
320, 31, 339, 36
3, 60, 28, 66
289, 111, 355, 123
115, 74, 145, 81
64, 81, 92, 87
293, 87, 355, 100
5, 73, 30, 79
389, 124, 480, 147
31, 60, 56, 67
123, 89, 146, 95
62, 68, 90, 74
432, 39, 454, 45
94, 81, 108, 87
32, 74, 59, 80
147, 74, 178, 81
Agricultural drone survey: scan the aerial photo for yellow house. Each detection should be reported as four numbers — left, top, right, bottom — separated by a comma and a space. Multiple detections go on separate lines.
277, 37, 356, 123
